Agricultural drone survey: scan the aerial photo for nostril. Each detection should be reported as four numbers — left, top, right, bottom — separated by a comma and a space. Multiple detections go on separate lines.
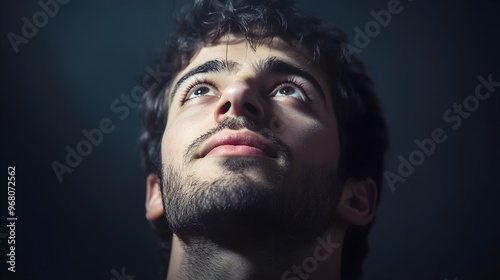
243, 102, 259, 116
221, 102, 231, 114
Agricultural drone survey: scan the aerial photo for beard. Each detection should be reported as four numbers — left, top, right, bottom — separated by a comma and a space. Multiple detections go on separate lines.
160, 117, 343, 248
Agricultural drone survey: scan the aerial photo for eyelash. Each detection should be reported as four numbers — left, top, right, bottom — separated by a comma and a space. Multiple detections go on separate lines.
179, 77, 309, 105
272, 77, 308, 101
179, 77, 218, 105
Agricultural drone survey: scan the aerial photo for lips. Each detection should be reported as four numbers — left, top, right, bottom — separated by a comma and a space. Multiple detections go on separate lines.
198, 130, 277, 158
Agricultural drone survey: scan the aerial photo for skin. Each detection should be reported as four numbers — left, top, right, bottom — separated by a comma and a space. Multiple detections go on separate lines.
145, 36, 377, 280
165, 36, 339, 187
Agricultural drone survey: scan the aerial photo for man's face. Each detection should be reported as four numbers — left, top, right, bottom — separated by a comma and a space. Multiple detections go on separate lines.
160, 36, 342, 241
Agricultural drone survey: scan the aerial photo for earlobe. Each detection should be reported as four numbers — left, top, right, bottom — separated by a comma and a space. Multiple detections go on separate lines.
336, 178, 378, 226
145, 173, 164, 221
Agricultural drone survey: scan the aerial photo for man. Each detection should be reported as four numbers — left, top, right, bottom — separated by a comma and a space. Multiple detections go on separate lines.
140, 0, 388, 279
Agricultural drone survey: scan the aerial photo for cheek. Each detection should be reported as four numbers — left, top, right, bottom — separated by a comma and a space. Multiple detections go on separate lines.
161, 125, 180, 165
161, 119, 193, 166
162, 110, 215, 165
279, 113, 340, 168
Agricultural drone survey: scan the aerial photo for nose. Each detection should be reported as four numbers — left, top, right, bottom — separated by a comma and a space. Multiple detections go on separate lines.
213, 80, 264, 123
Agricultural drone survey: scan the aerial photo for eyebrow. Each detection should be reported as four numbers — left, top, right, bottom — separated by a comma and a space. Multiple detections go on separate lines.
169, 57, 326, 104
169, 60, 239, 104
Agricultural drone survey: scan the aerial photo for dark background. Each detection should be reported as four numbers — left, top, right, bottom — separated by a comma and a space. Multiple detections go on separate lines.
1, 0, 499, 279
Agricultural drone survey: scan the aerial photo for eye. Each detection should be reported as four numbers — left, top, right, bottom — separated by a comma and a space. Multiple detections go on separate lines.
185, 84, 218, 101
273, 83, 306, 100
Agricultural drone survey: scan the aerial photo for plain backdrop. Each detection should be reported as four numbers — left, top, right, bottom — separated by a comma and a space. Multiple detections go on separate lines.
1, 0, 499, 279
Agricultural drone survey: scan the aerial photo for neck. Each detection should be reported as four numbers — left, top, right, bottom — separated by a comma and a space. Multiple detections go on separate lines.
166, 227, 344, 280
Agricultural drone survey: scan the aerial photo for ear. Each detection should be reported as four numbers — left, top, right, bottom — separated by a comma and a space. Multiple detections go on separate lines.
336, 178, 378, 226
145, 173, 164, 221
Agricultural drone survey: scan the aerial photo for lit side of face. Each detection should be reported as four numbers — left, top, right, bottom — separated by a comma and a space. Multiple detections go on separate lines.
157, 36, 343, 240
162, 36, 340, 184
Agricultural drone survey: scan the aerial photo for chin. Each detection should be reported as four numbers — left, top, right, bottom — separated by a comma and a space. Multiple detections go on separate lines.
162, 158, 337, 245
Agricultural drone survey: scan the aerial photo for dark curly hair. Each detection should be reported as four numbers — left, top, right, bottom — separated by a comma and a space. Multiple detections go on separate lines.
139, 0, 388, 279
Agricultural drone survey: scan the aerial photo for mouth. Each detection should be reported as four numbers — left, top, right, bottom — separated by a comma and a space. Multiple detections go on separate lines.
197, 130, 278, 159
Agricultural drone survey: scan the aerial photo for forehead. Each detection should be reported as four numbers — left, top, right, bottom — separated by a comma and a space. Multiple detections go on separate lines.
178, 36, 325, 80
191, 37, 308, 69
